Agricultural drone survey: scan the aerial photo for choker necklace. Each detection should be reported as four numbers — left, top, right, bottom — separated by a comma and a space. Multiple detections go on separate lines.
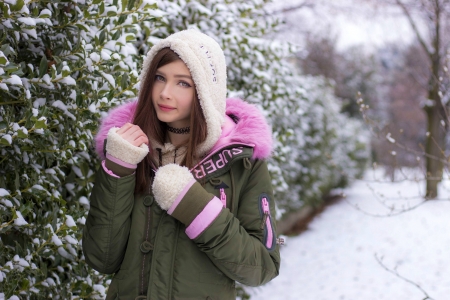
167, 125, 190, 134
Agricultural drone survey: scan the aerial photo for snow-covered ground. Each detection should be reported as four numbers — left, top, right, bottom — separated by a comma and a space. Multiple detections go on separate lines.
249, 168, 450, 300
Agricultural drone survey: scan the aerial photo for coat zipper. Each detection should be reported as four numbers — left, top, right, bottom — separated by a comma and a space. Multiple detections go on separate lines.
260, 196, 274, 250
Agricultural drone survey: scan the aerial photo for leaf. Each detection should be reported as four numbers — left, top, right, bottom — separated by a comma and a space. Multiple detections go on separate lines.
121, 0, 129, 12
99, 2, 105, 15
127, 0, 136, 10
0, 44, 12, 56
39, 55, 48, 78
80, 161, 89, 177
17, 128, 28, 138
99, 30, 106, 45
2, 4, 9, 18
117, 14, 127, 24
112, 30, 121, 40
34, 119, 47, 129
93, 0, 102, 4
3, 63, 19, 73
121, 73, 128, 90
9, 0, 24, 12
21, 279, 30, 290
75, 23, 90, 32
143, 3, 157, 10
0, 136, 11, 146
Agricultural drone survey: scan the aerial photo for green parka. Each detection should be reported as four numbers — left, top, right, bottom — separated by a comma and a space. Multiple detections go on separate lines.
83, 98, 280, 299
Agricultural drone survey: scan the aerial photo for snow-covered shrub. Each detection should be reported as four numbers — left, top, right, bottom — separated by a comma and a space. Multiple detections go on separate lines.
275, 76, 370, 210
0, 0, 158, 298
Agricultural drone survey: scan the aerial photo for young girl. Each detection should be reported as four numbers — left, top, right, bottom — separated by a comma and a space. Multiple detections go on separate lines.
83, 29, 280, 300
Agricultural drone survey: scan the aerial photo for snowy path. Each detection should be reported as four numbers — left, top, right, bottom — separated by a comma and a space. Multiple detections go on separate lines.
249, 169, 450, 300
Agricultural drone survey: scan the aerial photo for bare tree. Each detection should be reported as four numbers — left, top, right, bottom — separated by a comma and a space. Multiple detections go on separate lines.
391, 0, 450, 198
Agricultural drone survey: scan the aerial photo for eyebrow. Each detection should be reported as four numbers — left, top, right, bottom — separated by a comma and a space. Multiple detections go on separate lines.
156, 71, 192, 80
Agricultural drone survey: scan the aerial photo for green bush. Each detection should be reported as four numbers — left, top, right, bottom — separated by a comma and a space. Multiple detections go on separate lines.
0, 1, 157, 298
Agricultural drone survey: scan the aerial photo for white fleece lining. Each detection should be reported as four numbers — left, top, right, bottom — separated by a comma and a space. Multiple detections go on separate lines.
106, 127, 149, 165
141, 29, 227, 157
152, 164, 195, 211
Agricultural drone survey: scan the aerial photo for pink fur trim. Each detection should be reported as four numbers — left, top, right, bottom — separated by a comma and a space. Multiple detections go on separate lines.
95, 101, 137, 159
94, 98, 273, 159
217, 98, 273, 159
185, 197, 223, 239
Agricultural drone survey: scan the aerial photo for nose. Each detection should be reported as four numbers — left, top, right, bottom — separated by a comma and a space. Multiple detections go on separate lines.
159, 83, 172, 100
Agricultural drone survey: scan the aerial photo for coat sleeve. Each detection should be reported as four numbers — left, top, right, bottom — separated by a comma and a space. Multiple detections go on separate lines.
194, 159, 280, 286
82, 165, 135, 274
167, 159, 280, 286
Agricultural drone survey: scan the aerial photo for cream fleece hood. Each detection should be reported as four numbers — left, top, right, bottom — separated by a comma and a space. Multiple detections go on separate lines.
141, 29, 227, 157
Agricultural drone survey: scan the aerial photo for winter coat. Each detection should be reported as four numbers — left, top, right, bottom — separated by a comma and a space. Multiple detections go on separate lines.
82, 98, 280, 299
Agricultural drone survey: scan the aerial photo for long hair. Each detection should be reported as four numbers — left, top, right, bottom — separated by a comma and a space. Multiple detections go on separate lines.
133, 47, 207, 194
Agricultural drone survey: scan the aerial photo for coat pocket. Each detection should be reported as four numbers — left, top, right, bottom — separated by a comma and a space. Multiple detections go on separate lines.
259, 194, 275, 251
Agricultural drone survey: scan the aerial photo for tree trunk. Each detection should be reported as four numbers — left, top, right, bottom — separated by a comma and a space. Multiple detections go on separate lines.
425, 102, 446, 198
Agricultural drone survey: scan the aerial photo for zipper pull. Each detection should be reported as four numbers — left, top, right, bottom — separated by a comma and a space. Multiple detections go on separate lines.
260, 211, 269, 229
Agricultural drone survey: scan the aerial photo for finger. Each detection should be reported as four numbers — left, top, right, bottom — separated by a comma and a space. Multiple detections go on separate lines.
116, 123, 133, 135
119, 124, 143, 139
129, 131, 149, 146
133, 136, 149, 147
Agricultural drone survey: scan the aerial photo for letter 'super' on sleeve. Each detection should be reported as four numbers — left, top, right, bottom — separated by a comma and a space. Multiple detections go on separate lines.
82, 166, 135, 274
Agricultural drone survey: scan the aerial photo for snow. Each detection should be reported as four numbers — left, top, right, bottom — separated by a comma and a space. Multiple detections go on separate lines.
17, 17, 36, 26
39, 9, 52, 17
5, 75, 22, 85
52, 100, 76, 120
64, 235, 78, 245
13, 255, 30, 267
0, 188, 10, 197
89, 52, 100, 63
51, 234, 62, 246
59, 76, 76, 85
13, 211, 28, 226
79, 196, 90, 209
65, 215, 76, 227
249, 168, 450, 300
101, 72, 115, 87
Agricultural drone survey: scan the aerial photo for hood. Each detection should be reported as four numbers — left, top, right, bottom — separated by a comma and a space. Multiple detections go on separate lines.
142, 29, 227, 157
94, 98, 273, 160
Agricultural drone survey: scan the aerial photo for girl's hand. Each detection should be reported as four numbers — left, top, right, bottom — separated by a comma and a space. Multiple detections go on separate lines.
116, 123, 149, 147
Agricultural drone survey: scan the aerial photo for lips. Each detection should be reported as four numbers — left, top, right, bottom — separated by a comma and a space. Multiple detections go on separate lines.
158, 104, 176, 112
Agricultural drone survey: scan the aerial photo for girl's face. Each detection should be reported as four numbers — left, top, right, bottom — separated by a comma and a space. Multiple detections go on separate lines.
152, 60, 195, 128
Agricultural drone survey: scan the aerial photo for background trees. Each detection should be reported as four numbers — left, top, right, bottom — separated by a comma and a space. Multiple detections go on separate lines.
394, 0, 450, 198
0, 0, 369, 298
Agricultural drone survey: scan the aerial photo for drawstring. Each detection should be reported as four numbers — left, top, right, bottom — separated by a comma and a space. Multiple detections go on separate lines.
156, 148, 162, 167
243, 157, 251, 169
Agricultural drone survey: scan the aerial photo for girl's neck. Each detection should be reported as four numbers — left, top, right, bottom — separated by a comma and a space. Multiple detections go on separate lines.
167, 131, 190, 147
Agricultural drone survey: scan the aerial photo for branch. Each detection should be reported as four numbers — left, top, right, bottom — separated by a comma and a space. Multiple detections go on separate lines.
374, 254, 434, 300
395, 0, 433, 56
271, 1, 315, 14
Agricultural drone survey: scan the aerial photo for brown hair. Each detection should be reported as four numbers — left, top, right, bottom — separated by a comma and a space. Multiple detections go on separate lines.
133, 47, 207, 194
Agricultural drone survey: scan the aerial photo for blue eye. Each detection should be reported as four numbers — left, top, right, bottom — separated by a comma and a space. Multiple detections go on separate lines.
155, 75, 165, 82
179, 81, 191, 88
